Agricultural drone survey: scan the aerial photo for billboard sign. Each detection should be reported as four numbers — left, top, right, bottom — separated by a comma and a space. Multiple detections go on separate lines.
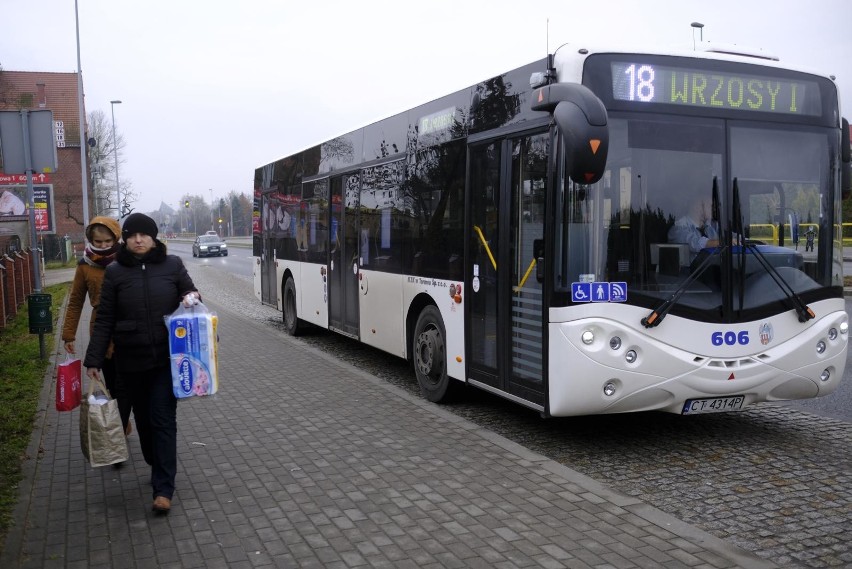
0, 185, 54, 232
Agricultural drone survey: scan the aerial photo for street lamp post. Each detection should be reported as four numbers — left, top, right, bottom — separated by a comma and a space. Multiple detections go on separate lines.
208, 188, 214, 231
110, 100, 122, 219
229, 196, 234, 237
217, 197, 223, 235
74, 0, 90, 227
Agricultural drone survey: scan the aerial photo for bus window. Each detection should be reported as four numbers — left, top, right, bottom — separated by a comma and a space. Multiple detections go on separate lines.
360, 160, 404, 272
301, 178, 328, 263
730, 125, 833, 309
406, 140, 466, 280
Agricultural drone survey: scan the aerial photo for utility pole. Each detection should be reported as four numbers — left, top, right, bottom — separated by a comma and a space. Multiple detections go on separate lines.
110, 100, 122, 219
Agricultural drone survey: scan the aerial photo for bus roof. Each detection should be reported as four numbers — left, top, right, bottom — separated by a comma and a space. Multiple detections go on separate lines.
553, 41, 837, 86
256, 41, 842, 172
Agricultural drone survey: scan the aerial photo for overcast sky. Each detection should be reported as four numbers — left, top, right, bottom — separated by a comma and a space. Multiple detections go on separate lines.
2, 0, 850, 214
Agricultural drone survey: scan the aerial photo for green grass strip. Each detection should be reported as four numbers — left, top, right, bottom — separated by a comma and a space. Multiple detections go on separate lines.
0, 282, 69, 549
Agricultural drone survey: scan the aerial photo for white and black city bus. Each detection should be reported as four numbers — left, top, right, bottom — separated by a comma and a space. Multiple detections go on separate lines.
253, 41, 851, 416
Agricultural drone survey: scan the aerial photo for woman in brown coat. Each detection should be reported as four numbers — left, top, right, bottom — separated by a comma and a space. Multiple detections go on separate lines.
62, 216, 132, 435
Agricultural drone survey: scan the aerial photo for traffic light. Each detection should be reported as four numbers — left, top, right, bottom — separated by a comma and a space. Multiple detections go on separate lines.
184, 200, 190, 208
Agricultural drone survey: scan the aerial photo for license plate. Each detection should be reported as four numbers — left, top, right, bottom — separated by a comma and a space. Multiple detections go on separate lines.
682, 395, 745, 415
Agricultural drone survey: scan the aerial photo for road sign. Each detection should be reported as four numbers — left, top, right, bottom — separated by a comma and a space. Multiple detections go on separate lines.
0, 110, 58, 174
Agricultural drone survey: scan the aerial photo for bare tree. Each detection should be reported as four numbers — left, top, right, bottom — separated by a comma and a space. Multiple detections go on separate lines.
87, 109, 136, 218
176, 194, 212, 236
0, 63, 14, 107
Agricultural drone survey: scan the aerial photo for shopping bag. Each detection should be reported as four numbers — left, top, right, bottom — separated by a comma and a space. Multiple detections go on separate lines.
55, 355, 82, 412
79, 373, 129, 467
165, 301, 219, 398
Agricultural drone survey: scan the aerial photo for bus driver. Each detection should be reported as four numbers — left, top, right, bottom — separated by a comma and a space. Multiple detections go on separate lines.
667, 196, 719, 260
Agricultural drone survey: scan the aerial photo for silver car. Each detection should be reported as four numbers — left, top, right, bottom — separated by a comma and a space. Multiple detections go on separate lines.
192, 234, 228, 257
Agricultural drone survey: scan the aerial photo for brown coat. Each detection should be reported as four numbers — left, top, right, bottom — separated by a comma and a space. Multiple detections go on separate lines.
61, 216, 121, 356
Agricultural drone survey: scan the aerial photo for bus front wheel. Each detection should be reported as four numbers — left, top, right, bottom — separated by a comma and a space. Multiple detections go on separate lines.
282, 277, 303, 336
413, 305, 453, 403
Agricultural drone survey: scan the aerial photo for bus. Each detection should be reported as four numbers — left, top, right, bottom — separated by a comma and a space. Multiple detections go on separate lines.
253, 41, 851, 417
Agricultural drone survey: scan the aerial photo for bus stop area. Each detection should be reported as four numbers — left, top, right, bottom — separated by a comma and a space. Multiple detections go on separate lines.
1, 270, 774, 569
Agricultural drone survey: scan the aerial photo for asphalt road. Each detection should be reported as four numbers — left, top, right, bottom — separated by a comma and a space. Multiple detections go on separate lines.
168, 239, 254, 279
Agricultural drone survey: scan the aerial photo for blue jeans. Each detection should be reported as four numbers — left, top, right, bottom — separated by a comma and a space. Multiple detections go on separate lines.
123, 365, 177, 500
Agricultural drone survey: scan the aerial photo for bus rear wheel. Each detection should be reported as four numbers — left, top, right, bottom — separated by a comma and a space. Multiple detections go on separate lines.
282, 277, 303, 336
413, 305, 453, 403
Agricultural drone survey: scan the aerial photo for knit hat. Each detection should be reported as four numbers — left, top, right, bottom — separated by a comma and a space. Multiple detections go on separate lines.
122, 213, 158, 240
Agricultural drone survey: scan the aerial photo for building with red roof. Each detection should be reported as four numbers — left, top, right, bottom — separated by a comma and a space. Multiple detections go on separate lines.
0, 69, 90, 257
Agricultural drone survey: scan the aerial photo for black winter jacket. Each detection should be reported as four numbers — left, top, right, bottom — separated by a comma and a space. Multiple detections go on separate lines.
84, 240, 198, 374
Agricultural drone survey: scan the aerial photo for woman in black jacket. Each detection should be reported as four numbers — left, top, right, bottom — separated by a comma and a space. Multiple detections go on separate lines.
85, 213, 200, 514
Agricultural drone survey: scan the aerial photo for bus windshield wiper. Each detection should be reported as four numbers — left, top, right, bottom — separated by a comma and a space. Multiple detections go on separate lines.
641, 244, 727, 328
642, 177, 721, 329
732, 179, 814, 323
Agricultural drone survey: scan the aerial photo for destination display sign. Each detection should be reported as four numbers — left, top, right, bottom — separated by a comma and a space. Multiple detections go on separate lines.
418, 107, 459, 137
610, 61, 822, 116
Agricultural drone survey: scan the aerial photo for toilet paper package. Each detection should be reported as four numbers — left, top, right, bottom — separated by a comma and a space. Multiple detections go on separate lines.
165, 303, 219, 398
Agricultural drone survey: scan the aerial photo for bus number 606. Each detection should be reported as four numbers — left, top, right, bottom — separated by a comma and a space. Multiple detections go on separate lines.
711, 331, 749, 346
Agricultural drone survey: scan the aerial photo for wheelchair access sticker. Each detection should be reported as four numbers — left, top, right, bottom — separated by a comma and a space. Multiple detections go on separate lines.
572, 282, 627, 303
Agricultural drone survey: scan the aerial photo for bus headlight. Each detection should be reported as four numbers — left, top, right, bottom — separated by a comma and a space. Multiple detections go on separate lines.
816, 341, 826, 354
603, 382, 617, 396
841, 321, 849, 335
581, 330, 595, 345
609, 336, 622, 350
828, 328, 838, 341
625, 349, 637, 364
820, 369, 831, 382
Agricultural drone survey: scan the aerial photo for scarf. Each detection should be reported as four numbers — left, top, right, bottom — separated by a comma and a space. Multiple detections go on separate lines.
83, 243, 120, 267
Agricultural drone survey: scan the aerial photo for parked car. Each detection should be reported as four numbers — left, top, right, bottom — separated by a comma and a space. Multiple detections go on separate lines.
192, 234, 228, 257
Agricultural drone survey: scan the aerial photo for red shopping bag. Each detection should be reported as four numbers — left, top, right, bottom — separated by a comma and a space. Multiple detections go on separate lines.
56, 356, 82, 412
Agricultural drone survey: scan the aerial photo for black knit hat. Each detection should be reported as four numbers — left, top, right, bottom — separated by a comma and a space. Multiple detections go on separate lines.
122, 213, 158, 240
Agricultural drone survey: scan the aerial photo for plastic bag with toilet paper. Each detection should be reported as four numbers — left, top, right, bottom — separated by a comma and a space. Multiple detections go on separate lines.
165, 301, 219, 398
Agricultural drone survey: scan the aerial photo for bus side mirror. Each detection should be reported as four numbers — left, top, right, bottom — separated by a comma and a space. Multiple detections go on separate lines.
531, 83, 609, 185
842, 118, 851, 199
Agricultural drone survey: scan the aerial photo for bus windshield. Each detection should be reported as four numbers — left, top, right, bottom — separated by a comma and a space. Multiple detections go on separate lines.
555, 113, 841, 322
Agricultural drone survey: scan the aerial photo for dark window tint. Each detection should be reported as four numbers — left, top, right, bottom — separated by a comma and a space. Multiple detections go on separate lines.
360, 161, 405, 273
301, 179, 329, 263
405, 139, 465, 280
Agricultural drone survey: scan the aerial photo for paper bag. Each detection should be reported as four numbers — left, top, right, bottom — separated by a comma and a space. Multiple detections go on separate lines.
79, 373, 129, 467
56, 356, 82, 412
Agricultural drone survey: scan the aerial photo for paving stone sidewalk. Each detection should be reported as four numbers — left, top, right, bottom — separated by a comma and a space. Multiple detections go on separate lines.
0, 269, 774, 568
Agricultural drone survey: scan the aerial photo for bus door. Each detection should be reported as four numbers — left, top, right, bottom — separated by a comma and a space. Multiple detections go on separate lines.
467, 131, 549, 408
327, 174, 360, 338
260, 192, 277, 306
